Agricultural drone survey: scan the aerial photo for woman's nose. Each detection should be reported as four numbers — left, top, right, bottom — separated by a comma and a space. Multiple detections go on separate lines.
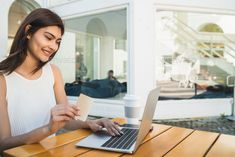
49, 42, 58, 52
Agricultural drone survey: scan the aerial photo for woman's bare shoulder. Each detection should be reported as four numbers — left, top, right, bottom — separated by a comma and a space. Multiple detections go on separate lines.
49, 64, 63, 84
0, 74, 6, 87
0, 74, 7, 100
50, 64, 61, 74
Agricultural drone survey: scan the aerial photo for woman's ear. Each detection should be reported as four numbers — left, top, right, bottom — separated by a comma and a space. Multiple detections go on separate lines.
25, 25, 31, 39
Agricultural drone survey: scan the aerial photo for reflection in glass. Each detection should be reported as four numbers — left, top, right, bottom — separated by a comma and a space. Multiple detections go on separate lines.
64, 9, 127, 99
156, 11, 235, 100
65, 9, 127, 81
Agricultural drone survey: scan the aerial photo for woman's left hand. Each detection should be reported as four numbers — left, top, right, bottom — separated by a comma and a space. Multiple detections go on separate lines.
86, 118, 123, 136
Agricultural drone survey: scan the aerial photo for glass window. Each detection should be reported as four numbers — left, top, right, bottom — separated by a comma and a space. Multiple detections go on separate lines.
62, 8, 127, 98
64, 8, 127, 82
155, 11, 235, 100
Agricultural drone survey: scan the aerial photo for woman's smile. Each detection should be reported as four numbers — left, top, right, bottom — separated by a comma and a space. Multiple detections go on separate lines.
42, 48, 53, 57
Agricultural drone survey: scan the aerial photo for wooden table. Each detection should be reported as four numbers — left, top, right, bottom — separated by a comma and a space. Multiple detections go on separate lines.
3, 123, 235, 157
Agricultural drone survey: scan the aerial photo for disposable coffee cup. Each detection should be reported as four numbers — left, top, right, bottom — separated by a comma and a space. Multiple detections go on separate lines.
124, 105, 141, 124
124, 95, 141, 124
75, 94, 93, 121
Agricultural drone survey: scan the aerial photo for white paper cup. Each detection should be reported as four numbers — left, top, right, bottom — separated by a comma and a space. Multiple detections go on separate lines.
124, 105, 141, 124
124, 95, 141, 124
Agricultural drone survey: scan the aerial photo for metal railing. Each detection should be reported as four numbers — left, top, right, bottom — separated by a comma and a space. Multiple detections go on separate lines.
162, 16, 235, 60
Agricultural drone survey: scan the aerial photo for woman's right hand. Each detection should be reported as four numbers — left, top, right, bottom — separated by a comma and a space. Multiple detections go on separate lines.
47, 104, 79, 134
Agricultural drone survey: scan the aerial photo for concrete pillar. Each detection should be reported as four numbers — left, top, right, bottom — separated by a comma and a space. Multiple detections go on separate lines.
124, 0, 156, 124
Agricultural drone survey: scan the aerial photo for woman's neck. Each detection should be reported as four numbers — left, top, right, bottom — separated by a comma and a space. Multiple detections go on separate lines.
16, 53, 40, 76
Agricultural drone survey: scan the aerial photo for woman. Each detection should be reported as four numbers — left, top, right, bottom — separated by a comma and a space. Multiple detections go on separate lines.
0, 8, 121, 153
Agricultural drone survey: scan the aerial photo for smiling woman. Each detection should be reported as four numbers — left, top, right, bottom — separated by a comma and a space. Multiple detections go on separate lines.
26, 26, 62, 63
0, 8, 122, 154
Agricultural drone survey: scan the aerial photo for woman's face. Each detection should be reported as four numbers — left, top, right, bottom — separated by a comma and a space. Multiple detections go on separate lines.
27, 26, 62, 62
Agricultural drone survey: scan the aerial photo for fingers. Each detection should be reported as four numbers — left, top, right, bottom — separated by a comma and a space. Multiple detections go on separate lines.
86, 119, 103, 132
99, 119, 123, 136
51, 104, 80, 122
106, 124, 123, 136
92, 124, 103, 132
88, 118, 124, 136
63, 105, 80, 118
113, 123, 123, 135
106, 127, 118, 136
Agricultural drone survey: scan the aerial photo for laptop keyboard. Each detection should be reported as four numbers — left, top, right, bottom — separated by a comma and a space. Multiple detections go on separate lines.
101, 128, 139, 150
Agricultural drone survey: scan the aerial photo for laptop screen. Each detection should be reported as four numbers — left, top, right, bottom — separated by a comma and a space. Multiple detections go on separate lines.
133, 87, 161, 151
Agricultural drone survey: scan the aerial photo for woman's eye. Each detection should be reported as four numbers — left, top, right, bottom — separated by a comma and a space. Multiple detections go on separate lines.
45, 36, 52, 40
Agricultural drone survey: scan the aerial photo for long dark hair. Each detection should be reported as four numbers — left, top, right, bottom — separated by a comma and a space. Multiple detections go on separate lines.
0, 8, 64, 75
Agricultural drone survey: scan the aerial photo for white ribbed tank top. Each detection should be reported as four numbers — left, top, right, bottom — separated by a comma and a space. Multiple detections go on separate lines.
4, 63, 56, 136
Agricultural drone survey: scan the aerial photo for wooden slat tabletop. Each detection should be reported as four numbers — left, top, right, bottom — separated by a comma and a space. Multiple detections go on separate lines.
206, 134, 235, 157
3, 129, 92, 157
3, 122, 235, 157
164, 130, 219, 157
123, 127, 193, 157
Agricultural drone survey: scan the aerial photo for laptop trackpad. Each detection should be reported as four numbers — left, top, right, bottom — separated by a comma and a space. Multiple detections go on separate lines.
76, 130, 112, 147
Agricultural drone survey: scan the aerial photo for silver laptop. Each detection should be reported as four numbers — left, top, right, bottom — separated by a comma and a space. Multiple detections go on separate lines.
75, 87, 161, 154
